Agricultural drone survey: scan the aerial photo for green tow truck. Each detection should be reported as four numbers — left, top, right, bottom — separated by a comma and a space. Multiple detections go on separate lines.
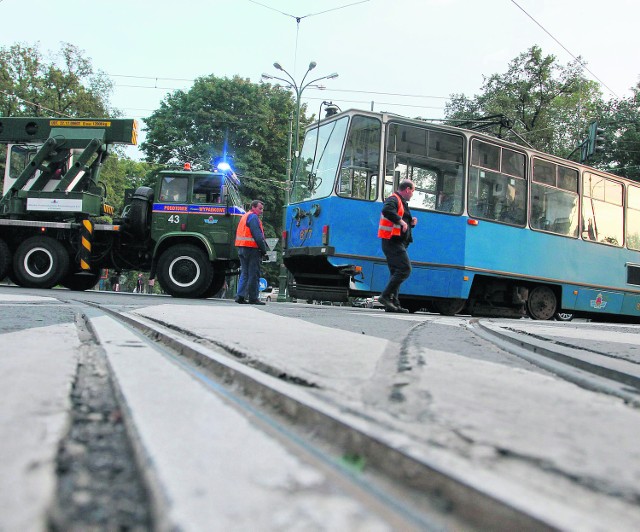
0, 117, 243, 297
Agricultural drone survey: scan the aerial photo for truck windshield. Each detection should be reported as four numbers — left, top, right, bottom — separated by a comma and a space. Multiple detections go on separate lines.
159, 176, 189, 202
290, 116, 349, 203
193, 174, 223, 204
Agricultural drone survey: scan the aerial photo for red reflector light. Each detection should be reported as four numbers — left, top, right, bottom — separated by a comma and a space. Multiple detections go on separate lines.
181, 223, 187, 231
322, 224, 329, 245
183, 162, 191, 171
467, 219, 479, 226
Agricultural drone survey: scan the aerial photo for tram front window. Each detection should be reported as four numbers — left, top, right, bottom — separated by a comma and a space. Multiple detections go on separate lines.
291, 116, 349, 203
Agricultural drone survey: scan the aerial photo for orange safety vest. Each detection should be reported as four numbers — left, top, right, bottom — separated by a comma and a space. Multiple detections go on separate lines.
235, 212, 264, 248
378, 193, 404, 239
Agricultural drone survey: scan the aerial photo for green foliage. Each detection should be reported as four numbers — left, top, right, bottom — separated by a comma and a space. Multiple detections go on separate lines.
0, 41, 120, 186
0, 42, 115, 117
594, 82, 640, 181
98, 157, 162, 215
445, 45, 602, 156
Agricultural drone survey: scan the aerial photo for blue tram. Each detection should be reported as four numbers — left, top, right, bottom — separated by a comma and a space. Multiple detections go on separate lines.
282, 109, 640, 320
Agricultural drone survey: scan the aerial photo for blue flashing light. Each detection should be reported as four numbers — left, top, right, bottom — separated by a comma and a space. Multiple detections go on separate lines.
214, 160, 240, 186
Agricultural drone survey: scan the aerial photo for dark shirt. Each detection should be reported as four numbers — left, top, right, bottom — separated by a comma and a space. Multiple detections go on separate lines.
246, 212, 268, 254
381, 193, 414, 246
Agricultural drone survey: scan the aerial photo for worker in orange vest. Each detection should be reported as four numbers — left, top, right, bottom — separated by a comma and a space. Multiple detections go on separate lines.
235, 200, 269, 304
377, 179, 417, 313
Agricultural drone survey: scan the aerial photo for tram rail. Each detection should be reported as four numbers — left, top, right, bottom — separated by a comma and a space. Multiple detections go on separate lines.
469, 319, 640, 408
78, 301, 568, 531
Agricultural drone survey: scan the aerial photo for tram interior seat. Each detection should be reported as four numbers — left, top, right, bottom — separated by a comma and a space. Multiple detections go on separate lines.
551, 217, 570, 233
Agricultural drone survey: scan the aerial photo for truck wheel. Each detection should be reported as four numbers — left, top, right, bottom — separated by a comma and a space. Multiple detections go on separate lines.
61, 269, 101, 291
13, 236, 70, 288
128, 186, 154, 239
157, 244, 213, 298
0, 238, 11, 281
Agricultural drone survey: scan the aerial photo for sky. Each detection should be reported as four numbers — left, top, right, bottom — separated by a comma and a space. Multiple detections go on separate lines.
1, 0, 638, 159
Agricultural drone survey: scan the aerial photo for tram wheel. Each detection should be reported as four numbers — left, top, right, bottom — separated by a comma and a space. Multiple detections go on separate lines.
527, 285, 557, 320
433, 298, 466, 316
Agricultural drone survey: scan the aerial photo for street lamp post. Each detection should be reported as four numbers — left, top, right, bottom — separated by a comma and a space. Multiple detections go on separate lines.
262, 62, 338, 302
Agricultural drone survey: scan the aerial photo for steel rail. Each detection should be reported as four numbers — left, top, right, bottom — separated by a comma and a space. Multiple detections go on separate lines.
469, 319, 640, 408
81, 301, 563, 531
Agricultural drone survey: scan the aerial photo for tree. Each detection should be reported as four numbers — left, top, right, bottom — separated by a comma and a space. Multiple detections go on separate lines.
595, 82, 640, 181
445, 46, 602, 157
98, 157, 162, 216
0, 41, 118, 183
142, 75, 302, 245
0, 42, 114, 117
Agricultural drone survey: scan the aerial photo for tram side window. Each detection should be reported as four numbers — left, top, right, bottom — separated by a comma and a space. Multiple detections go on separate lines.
385, 124, 463, 213
338, 116, 381, 200
628, 186, 640, 251
582, 172, 623, 246
530, 159, 579, 237
159, 176, 189, 202
468, 141, 526, 225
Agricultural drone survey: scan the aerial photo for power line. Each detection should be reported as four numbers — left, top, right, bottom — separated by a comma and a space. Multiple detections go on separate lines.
0, 89, 73, 118
247, 0, 369, 73
247, 0, 370, 22
509, 0, 618, 97
110, 75, 453, 102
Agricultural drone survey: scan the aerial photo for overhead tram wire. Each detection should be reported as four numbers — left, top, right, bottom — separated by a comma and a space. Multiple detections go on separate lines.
247, 0, 370, 72
0, 89, 74, 118
110, 74, 452, 102
109, 74, 454, 115
509, 0, 619, 97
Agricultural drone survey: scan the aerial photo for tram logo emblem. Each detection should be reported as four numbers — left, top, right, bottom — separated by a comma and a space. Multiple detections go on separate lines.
204, 216, 218, 224
590, 293, 608, 310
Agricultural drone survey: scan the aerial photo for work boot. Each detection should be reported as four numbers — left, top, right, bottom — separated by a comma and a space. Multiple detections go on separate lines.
392, 296, 410, 313
378, 295, 399, 312
236, 296, 247, 304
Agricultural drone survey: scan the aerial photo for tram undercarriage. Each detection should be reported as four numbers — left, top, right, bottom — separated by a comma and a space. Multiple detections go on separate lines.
285, 253, 569, 320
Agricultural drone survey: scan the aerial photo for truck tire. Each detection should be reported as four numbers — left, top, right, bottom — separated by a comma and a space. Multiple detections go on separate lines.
0, 238, 11, 281
157, 244, 213, 298
128, 186, 154, 239
13, 236, 70, 288
61, 269, 101, 291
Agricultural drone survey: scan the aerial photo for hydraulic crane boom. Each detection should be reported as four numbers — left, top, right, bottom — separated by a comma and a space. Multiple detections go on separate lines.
0, 117, 138, 216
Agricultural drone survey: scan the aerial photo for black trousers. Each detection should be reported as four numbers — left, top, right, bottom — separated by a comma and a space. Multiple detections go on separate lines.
381, 238, 412, 300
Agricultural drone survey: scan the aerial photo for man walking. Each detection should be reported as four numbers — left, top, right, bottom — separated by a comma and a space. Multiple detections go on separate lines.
235, 200, 268, 305
377, 179, 417, 313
